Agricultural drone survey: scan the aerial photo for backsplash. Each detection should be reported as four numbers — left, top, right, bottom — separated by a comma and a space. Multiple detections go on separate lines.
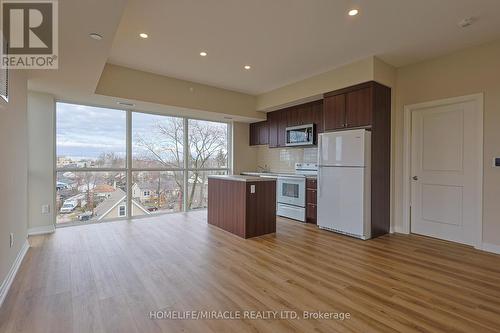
256, 146, 318, 172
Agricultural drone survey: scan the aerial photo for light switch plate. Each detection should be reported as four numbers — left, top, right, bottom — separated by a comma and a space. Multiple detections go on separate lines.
250, 185, 256, 194
41, 204, 50, 214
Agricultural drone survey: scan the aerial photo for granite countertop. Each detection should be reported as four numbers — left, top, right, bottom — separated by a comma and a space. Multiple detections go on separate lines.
208, 175, 276, 182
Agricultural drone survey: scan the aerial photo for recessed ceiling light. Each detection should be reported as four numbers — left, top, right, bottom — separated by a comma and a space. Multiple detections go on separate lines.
139, 33, 149, 39
244, 65, 251, 70
117, 101, 135, 107
89, 33, 103, 40
348, 9, 359, 16
200, 51, 208, 57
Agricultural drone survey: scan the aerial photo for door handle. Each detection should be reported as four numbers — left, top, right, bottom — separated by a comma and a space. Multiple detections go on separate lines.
412, 176, 418, 181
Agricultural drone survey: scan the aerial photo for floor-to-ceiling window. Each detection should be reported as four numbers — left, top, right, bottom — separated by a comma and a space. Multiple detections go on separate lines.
56, 102, 231, 225
187, 119, 229, 209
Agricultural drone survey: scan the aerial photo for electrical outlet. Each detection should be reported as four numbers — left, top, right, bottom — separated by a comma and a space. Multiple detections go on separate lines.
250, 185, 256, 194
41, 204, 50, 214
10, 233, 13, 248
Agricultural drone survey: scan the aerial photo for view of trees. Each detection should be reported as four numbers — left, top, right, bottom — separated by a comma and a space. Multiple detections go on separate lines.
134, 117, 228, 209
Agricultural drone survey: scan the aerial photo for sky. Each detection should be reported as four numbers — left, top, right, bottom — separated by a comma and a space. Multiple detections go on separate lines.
56, 102, 226, 161
57, 102, 180, 160
57, 103, 127, 159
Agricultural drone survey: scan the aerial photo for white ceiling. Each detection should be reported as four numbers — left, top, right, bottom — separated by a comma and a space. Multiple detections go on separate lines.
28, 0, 127, 101
108, 0, 500, 95
25, 0, 258, 123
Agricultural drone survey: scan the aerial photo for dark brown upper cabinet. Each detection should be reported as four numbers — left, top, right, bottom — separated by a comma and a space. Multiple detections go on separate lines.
249, 122, 259, 146
267, 110, 288, 148
268, 111, 279, 148
311, 100, 324, 134
323, 82, 377, 131
286, 106, 301, 127
264, 100, 323, 148
249, 121, 268, 146
259, 121, 269, 145
277, 110, 287, 147
345, 87, 372, 128
268, 109, 288, 148
323, 94, 346, 130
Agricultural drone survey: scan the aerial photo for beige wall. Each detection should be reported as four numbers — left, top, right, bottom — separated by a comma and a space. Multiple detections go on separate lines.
27, 92, 55, 231
257, 57, 374, 111
394, 39, 500, 246
96, 64, 263, 120
0, 70, 28, 287
232, 122, 258, 174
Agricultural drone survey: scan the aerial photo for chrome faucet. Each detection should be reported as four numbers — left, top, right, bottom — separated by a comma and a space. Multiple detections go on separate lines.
257, 164, 270, 173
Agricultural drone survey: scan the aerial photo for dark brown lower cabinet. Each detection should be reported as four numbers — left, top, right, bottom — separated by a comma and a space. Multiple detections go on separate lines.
306, 203, 317, 224
306, 178, 317, 224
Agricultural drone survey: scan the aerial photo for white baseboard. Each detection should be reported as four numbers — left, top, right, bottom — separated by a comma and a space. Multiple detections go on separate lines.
393, 225, 409, 234
0, 239, 30, 308
28, 224, 55, 236
480, 242, 500, 255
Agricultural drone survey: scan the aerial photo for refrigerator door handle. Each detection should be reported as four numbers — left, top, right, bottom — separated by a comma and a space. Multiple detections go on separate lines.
317, 168, 321, 198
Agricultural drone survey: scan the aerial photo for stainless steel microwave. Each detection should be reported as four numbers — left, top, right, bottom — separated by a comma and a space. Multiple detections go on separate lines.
286, 124, 315, 146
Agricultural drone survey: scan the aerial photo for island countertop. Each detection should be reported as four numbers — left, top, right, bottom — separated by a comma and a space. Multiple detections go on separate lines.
208, 175, 276, 182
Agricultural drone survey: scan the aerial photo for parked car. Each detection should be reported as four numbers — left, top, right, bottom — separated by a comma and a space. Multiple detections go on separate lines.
60, 201, 77, 213
78, 211, 93, 221
56, 181, 69, 190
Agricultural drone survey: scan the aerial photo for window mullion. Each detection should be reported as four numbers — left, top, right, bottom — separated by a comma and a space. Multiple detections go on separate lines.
183, 118, 189, 212
126, 110, 132, 218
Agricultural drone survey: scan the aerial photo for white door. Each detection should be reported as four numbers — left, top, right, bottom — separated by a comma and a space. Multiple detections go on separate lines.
410, 99, 481, 246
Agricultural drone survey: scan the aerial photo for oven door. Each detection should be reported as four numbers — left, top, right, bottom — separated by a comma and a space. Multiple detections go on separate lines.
277, 177, 305, 207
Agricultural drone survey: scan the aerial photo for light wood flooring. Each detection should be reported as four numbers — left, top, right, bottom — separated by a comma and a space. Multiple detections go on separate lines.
1, 210, 500, 333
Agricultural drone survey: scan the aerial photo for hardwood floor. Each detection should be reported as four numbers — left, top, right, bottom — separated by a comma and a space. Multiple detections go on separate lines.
1, 210, 500, 332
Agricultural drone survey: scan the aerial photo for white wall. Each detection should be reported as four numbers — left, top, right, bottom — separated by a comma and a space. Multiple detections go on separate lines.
0, 70, 28, 287
27, 92, 56, 232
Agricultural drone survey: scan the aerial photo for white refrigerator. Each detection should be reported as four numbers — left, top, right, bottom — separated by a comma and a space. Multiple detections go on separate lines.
317, 129, 371, 240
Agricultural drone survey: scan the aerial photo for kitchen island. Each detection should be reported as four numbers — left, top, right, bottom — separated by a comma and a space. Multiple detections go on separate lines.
207, 175, 276, 238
